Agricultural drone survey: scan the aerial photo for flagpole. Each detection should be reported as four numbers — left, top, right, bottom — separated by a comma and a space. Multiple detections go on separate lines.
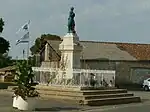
23, 49, 25, 59
26, 28, 30, 65
15, 20, 30, 64
27, 40, 30, 65
26, 20, 30, 65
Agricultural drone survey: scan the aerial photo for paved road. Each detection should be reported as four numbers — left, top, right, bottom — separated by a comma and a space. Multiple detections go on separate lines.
84, 104, 150, 112
0, 90, 82, 112
83, 91, 150, 112
0, 90, 150, 112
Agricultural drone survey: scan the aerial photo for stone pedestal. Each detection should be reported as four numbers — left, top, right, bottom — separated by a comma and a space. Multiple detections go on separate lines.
59, 33, 83, 79
44, 43, 49, 61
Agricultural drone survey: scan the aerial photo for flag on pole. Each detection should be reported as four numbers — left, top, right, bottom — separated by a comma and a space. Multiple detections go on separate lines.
22, 20, 30, 30
16, 20, 30, 34
23, 49, 25, 59
16, 32, 29, 45
23, 49, 25, 54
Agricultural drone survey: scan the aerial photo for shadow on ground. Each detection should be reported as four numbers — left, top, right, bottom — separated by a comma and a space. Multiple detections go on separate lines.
35, 107, 80, 111
0, 82, 16, 89
141, 99, 150, 103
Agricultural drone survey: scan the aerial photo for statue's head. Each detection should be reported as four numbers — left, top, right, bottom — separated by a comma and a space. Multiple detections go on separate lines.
70, 7, 74, 11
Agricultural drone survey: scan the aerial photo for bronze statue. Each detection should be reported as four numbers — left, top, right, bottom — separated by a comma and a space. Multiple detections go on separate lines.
68, 7, 75, 33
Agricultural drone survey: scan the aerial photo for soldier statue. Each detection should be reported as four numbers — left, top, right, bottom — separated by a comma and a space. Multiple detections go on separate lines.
68, 7, 76, 33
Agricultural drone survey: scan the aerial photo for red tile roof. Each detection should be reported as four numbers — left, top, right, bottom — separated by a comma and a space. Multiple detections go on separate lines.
47, 40, 150, 60
116, 43, 150, 60
85, 41, 150, 60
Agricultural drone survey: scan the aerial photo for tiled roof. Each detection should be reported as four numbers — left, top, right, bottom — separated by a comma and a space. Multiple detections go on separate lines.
46, 40, 150, 60
116, 43, 150, 60
80, 41, 136, 60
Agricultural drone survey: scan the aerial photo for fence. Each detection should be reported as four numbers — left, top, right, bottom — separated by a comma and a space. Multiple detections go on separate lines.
32, 67, 115, 87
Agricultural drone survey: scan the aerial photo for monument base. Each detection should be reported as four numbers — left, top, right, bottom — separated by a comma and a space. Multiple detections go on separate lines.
59, 33, 83, 79
35, 85, 141, 106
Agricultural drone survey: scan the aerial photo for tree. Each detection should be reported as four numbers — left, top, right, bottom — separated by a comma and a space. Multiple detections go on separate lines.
0, 18, 12, 68
0, 53, 12, 68
0, 37, 10, 54
41, 34, 61, 40
30, 37, 46, 55
28, 55, 36, 66
0, 18, 4, 33
0, 18, 10, 54
30, 34, 61, 55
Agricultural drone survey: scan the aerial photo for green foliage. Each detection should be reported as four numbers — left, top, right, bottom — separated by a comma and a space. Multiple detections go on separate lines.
0, 53, 12, 68
0, 37, 12, 68
13, 61, 39, 100
0, 18, 4, 33
15, 61, 34, 86
28, 56, 36, 66
0, 17, 10, 54
0, 37, 10, 54
41, 34, 61, 40
0, 18, 12, 68
30, 37, 46, 55
30, 34, 61, 55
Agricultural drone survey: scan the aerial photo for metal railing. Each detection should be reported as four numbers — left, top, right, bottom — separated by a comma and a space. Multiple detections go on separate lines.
32, 67, 115, 87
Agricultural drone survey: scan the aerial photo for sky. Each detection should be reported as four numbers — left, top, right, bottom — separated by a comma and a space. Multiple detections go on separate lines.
1, 0, 150, 59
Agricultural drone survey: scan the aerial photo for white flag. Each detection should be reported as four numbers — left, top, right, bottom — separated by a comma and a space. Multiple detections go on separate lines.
21, 32, 29, 40
16, 20, 30, 34
22, 20, 30, 30
16, 40, 29, 45
16, 32, 29, 45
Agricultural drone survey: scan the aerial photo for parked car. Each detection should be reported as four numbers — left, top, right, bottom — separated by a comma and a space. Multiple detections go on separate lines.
143, 78, 150, 91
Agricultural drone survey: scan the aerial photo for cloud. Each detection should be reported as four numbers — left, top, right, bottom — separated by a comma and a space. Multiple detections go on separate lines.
0, 0, 150, 58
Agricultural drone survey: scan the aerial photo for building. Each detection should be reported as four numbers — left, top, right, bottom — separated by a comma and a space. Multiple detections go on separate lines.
0, 66, 16, 82
38, 39, 150, 87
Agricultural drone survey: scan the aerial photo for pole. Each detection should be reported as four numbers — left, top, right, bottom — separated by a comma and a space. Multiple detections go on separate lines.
26, 20, 30, 65
16, 56, 18, 64
23, 49, 25, 59
26, 29, 30, 65
27, 39, 30, 65
15, 20, 30, 64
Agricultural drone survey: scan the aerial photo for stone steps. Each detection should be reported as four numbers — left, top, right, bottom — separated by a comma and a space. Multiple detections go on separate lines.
39, 92, 134, 101
85, 96, 141, 106
39, 93, 141, 106
35, 85, 117, 91
84, 93, 134, 100
37, 89, 129, 98
80, 87, 117, 90
8, 85, 141, 106
81, 89, 127, 95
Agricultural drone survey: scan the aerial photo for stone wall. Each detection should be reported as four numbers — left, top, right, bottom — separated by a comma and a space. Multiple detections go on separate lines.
115, 61, 150, 85
81, 60, 116, 70
81, 60, 150, 87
